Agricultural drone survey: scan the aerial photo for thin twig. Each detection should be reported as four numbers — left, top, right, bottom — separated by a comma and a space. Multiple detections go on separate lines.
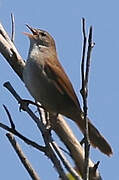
11, 13, 15, 42
80, 18, 89, 180
6, 133, 41, 180
3, 104, 15, 129
85, 26, 94, 86
80, 18, 87, 94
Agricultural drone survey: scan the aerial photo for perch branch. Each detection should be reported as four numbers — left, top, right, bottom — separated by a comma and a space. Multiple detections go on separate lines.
37, 107, 81, 179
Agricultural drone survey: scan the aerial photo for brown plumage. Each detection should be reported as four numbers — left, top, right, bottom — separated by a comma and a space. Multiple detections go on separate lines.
23, 25, 113, 156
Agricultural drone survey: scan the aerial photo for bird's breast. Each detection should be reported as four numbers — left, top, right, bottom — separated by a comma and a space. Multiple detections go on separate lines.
23, 58, 61, 112
23, 58, 45, 99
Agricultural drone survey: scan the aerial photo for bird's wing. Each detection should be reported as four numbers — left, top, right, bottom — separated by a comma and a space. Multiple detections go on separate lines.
44, 56, 81, 109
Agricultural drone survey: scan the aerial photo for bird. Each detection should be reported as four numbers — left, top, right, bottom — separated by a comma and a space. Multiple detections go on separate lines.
23, 24, 112, 156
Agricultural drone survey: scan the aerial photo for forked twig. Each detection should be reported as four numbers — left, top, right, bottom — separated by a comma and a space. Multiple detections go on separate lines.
2, 105, 45, 152
80, 18, 94, 180
3, 104, 15, 129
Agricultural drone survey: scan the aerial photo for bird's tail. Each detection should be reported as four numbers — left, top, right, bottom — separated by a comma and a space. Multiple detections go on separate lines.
75, 116, 113, 156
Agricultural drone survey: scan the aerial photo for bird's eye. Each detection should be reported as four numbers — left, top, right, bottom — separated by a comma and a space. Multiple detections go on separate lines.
40, 32, 46, 37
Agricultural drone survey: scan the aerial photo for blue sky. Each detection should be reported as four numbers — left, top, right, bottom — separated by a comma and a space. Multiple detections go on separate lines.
0, 0, 118, 179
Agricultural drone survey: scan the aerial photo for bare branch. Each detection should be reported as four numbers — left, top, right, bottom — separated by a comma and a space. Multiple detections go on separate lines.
6, 133, 41, 180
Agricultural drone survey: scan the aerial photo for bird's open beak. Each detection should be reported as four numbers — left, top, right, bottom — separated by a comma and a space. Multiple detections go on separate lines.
23, 24, 38, 39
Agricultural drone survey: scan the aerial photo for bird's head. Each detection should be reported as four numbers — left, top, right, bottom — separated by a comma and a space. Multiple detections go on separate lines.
24, 24, 56, 50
